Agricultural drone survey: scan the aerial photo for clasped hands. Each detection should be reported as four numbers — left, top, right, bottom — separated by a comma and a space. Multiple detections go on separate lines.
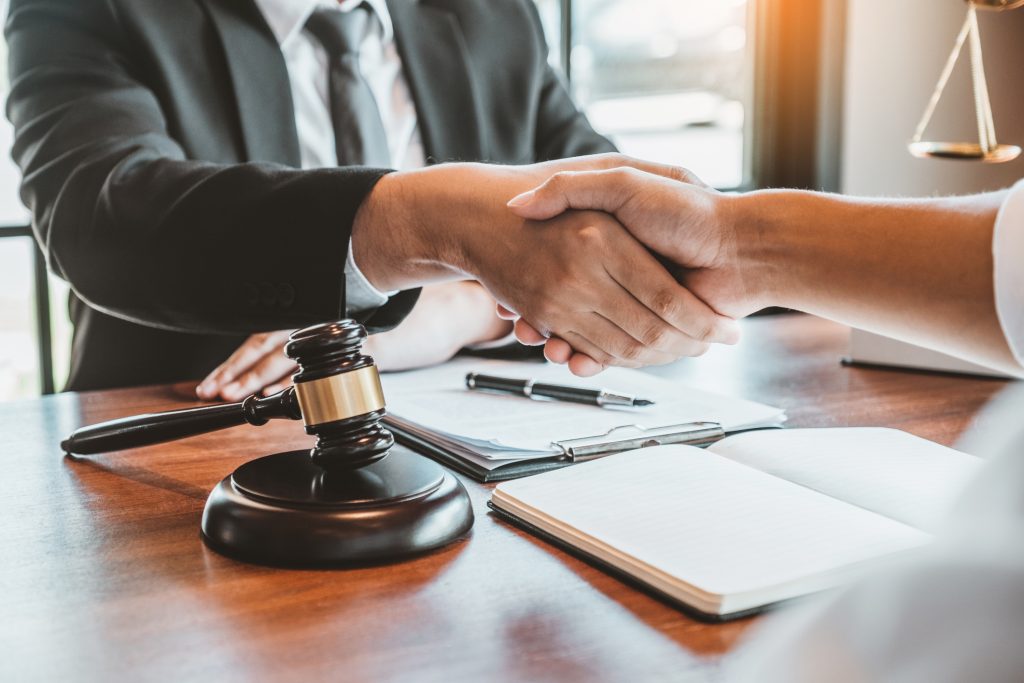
199, 154, 762, 400
494, 158, 756, 376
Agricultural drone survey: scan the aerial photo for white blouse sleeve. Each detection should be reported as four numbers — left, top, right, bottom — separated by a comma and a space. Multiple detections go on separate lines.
994, 180, 1024, 366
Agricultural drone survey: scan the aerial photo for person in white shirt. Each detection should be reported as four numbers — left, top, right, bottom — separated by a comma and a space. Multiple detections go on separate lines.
506, 170, 1023, 379
504, 167, 1024, 680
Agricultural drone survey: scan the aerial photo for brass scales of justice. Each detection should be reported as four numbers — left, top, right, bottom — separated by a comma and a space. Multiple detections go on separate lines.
908, 0, 1023, 163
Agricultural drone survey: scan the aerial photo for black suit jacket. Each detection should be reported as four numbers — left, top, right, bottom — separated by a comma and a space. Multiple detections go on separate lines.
5, 0, 614, 391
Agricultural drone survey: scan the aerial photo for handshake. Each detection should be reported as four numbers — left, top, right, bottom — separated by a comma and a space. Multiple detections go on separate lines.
200, 151, 1017, 399
354, 154, 768, 377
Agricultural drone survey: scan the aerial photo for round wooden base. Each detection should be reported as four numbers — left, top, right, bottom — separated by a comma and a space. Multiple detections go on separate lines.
201, 445, 473, 566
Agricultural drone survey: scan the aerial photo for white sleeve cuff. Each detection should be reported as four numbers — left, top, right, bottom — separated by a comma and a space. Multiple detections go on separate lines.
994, 180, 1024, 367
345, 237, 398, 314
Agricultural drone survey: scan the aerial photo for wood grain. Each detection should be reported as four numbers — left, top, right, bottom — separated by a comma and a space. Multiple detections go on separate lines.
0, 314, 1009, 683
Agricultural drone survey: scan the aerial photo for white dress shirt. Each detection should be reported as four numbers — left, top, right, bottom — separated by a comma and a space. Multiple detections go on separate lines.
728, 184, 1024, 682
253, 0, 425, 312
994, 179, 1024, 365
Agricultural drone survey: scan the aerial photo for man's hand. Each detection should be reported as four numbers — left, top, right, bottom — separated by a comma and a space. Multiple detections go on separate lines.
196, 282, 511, 400
196, 330, 297, 401
363, 281, 511, 372
503, 166, 765, 368
465, 209, 738, 375
351, 155, 739, 377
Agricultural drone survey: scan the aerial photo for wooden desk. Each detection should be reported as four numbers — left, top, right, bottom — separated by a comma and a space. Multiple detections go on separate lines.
0, 315, 1010, 682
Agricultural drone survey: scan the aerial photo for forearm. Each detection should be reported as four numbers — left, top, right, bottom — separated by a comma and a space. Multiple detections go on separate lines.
352, 161, 573, 292
733, 189, 1018, 373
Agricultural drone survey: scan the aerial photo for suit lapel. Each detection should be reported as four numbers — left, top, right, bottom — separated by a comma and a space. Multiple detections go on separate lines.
204, 0, 302, 166
386, 0, 486, 163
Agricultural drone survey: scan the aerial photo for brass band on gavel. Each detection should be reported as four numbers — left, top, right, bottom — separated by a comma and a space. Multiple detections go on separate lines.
294, 365, 386, 427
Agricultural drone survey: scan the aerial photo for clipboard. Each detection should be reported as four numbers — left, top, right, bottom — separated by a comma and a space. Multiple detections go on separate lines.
387, 419, 729, 482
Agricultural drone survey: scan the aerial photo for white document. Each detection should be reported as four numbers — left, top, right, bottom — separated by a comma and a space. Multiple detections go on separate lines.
380, 359, 786, 457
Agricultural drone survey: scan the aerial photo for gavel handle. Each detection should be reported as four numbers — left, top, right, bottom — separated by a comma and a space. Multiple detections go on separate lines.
61, 388, 302, 455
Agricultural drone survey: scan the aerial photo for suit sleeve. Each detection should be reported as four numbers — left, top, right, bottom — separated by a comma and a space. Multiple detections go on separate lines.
521, 1, 617, 160
5, 0, 418, 336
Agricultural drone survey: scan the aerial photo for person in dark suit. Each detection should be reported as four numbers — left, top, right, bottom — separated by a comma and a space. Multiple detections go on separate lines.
7, 0, 735, 393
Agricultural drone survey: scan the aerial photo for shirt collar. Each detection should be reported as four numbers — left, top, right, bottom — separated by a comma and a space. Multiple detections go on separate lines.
253, 0, 394, 49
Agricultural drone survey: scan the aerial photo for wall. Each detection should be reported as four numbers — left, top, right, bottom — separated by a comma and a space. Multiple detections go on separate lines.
841, 0, 1024, 196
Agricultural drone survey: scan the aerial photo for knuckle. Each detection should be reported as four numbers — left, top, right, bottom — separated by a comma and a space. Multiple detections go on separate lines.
639, 324, 669, 349
546, 171, 571, 192
671, 165, 703, 187
692, 321, 715, 343
576, 224, 607, 247
618, 339, 645, 362
596, 152, 625, 168
649, 289, 680, 320
668, 165, 690, 181
610, 167, 637, 184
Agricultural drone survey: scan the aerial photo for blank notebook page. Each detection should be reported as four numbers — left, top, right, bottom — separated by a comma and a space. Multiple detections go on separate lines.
493, 446, 929, 606
708, 428, 981, 531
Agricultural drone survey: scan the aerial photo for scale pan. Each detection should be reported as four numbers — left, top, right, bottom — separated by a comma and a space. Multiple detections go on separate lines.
908, 141, 1022, 163
968, 0, 1024, 10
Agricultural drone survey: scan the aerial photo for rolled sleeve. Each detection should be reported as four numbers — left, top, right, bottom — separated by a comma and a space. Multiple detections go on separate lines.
344, 237, 397, 314
994, 180, 1024, 366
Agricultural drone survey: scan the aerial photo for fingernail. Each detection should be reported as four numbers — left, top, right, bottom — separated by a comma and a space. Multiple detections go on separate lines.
507, 190, 535, 207
196, 381, 214, 398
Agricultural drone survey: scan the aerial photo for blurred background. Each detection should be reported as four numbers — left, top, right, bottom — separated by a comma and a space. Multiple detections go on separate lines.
1, 0, 1022, 401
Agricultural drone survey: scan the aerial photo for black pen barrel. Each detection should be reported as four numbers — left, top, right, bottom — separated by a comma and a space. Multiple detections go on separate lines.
465, 373, 529, 395
530, 382, 601, 405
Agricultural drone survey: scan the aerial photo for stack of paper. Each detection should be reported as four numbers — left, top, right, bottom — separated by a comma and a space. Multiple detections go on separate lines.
380, 359, 786, 480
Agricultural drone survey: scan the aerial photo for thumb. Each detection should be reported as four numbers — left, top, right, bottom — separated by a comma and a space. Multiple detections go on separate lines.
507, 168, 640, 221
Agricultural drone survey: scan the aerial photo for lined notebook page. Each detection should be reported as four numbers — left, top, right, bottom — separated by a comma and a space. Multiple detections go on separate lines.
493, 446, 929, 614
708, 429, 981, 531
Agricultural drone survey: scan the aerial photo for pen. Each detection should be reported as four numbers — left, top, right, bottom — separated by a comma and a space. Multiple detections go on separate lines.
465, 372, 655, 408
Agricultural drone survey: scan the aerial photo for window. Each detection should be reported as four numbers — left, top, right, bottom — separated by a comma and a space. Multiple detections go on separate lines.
539, 0, 754, 190
0, 1, 831, 400
0, 40, 70, 401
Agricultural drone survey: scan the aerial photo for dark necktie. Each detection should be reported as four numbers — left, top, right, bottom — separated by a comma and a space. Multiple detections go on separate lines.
305, 6, 392, 167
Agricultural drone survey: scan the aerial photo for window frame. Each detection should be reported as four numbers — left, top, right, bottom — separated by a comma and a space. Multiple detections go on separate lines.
0, 225, 54, 394
549, 0, 844, 193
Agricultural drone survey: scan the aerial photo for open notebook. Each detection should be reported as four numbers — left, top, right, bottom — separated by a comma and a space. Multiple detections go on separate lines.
489, 428, 981, 621
380, 359, 786, 481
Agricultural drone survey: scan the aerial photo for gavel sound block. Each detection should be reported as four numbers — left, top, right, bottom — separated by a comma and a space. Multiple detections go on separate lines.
62, 320, 474, 566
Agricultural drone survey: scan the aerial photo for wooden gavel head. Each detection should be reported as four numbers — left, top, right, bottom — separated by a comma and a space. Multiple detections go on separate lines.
285, 320, 394, 471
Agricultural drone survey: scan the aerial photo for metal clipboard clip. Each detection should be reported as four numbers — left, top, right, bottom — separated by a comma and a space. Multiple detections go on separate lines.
553, 422, 726, 463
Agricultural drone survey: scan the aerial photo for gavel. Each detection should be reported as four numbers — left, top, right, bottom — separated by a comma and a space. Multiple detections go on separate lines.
62, 320, 474, 567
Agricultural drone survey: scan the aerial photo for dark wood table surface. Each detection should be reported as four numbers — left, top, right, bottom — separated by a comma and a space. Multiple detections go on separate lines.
0, 314, 1011, 682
